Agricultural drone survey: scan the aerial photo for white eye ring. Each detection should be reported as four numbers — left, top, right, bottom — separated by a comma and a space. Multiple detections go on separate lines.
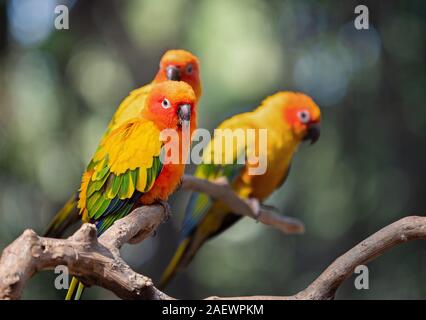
161, 98, 171, 109
297, 110, 310, 124
186, 63, 193, 74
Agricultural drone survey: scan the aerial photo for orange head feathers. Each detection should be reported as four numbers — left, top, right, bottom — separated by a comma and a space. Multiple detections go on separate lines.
281, 92, 321, 144
143, 81, 197, 132
154, 49, 202, 101
257, 92, 321, 144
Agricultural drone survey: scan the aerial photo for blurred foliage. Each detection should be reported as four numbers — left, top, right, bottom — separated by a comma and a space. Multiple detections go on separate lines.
0, 0, 425, 299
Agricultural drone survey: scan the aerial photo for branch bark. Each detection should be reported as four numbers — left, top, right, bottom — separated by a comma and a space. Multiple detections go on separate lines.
0, 175, 425, 300
0, 205, 173, 300
207, 215, 426, 300
181, 175, 305, 234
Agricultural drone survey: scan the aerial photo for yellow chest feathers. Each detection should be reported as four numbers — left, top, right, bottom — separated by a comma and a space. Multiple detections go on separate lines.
247, 126, 298, 200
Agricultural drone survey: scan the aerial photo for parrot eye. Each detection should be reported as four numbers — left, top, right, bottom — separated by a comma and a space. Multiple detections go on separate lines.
186, 63, 193, 74
297, 110, 310, 124
161, 98, 171, 109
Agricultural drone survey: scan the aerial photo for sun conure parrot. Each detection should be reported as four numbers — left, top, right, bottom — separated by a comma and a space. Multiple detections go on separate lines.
44, 49, 202, 238
65, 80, 197, 300
159, 91, 321, 288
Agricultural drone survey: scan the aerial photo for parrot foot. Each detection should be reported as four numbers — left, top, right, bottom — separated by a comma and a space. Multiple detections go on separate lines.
248, 198, 261, 222
260, 203, 280, 213
156, 199, 172, 223
147, 200, 171, 238
128, 200, 171, 242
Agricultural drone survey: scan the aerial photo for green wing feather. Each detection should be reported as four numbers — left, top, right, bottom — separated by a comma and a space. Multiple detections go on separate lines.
84, 156, 163, 232
80, 120, 164, 236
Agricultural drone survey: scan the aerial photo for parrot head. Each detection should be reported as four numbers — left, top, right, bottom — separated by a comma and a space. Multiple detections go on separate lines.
155, 50, 202, 100
144, 81, 197, 132
282, 92, 321, 145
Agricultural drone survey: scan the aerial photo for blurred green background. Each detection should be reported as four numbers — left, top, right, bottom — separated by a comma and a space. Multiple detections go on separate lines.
0, 0, 425, 299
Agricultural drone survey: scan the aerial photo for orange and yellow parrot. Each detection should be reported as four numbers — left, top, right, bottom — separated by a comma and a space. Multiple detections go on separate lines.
64, 80, 197, 299
44, 50, 201, 238
159, 91, 321, 288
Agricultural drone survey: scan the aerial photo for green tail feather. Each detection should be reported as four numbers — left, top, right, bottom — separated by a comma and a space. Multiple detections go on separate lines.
75, 282, 85, 300
44, 193, 80, 238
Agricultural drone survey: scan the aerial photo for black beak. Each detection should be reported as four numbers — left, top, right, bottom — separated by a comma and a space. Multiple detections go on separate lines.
178, 104, 191, 126
303, 123, 321, 145
166, 65, 181, 81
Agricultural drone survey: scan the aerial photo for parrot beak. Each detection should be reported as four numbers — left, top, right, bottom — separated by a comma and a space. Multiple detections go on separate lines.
304, 123, 321, 145
166, 65, 181, 81
178, 103, 191, 127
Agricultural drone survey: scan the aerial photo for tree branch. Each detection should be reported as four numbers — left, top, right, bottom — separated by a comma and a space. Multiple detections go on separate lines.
204, 215, 426, 300
0, 174, 425, 300
181, 175, 305, 234
294, 215, 426, 300
0, 205, 173, 300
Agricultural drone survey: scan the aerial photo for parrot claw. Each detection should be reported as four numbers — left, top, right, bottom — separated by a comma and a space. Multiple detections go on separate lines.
248, 198, 261, 222
129, 201, 170, 241
260, 203, 279, 213
156, 200, 171, 222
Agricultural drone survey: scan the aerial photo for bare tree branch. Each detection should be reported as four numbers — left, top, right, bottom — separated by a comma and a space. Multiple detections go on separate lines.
294, 215, 426, 299
0, 205, 173, 300
205, 216, 426, 300
181, 175, 305, 234
0, 174, 425, 300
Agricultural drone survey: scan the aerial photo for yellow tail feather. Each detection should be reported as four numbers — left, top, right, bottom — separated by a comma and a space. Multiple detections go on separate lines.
75, 282, 85, 300
159, 238, 191, 289
65, 277, 79, 300
65, 277, 85, 300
